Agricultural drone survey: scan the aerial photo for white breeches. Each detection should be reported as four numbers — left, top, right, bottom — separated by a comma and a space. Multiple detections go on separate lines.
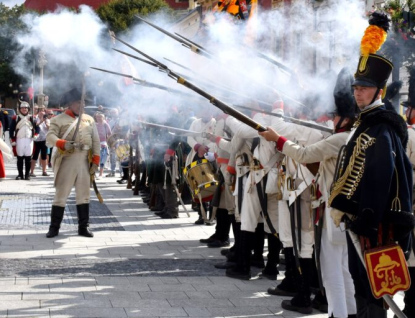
320, 228, 356, 317
16, 138, 33, 156
277, 199, 314, 258
53, 151, 91, 207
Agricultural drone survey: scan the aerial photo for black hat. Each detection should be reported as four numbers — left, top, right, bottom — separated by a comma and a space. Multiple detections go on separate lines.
353, 12, 393, 88
383, 81, 402, 111
403, 67, 415, 108
333, 67, 356, 118
60, 88, 82, 106
353, 54, 393, 88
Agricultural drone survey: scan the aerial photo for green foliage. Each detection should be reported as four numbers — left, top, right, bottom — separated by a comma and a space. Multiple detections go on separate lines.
96, 0, 170, 33
0, 4, 28, 97
380, 0, 415, 69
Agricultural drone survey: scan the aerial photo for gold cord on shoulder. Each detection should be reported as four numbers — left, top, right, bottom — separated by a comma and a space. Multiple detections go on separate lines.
328, 133, 376, 206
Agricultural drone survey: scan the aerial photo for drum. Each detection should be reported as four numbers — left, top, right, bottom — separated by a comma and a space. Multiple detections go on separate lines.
115, 144, 130, 162
183, 159, 218, 202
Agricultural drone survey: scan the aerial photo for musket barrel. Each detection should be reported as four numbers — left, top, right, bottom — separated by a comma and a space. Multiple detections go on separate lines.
177, 77, 267, 132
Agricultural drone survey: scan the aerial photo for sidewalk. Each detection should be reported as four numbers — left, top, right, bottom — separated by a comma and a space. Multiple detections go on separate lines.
0, 161, 402, 318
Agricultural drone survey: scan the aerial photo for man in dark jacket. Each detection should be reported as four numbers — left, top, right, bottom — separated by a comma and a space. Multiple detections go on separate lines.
329, 17, 414, 317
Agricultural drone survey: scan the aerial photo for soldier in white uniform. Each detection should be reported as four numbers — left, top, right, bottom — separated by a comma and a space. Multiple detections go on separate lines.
45, 88, 100, 238
261, 68, 357, 317
9, 102, 38, 180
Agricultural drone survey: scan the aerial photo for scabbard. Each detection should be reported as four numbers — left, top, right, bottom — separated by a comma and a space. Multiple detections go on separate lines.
256, 175, 278, 237
296, 197, 302, 251
290, 198, 302, 275
313, 205, 325, 295
90, 175, 103, 203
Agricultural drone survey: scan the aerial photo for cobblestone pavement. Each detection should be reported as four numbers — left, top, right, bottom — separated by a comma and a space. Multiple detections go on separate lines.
0, 161, 403, 317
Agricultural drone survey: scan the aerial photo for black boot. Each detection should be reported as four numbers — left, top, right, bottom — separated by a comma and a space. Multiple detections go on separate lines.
268, 247, 298, 296
226, 230, 254, 280
281, 258, 313, 314
76, 204, 94, 237
46, 206, 65, 238
117, 168, 129, 184
227, 217, 241, 262
261, 233, 281, 280
207, 208, 231, 247
251, 223, 265, 268
24, 156, 31, 180
16, 156, 24, 180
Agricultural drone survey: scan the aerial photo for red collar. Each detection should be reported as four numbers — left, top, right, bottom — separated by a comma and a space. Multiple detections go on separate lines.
65, 109, 76, 118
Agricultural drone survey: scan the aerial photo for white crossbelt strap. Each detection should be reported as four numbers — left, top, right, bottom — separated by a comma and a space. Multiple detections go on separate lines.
51, 118, 79, 158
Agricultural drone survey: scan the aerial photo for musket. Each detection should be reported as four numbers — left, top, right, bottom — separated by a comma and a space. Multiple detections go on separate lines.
112, 49, 275, 109
135, 15, 212, 58
234, 105, 333, 134
133, 17, 307, 109
138, 121, 231, 141
91, 67, 195, 98
110, 35, 267, 132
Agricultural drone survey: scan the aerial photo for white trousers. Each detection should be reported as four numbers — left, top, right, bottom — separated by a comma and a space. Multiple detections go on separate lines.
320, 228, 356, 318
53, 151, 91, 207
240, 178, 277, 233
278, 199, 314, 258
16, 138, 33, 156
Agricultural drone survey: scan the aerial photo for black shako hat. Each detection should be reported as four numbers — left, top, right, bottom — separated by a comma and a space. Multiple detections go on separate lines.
403, 67, 415, 108
334, 67, 356, 118
353, 54, 393, 88
60, 88, 82, 106
352, 12, 393, 89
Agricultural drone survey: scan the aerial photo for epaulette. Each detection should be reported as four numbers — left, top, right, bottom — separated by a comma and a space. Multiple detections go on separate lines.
3, 111, 8, 115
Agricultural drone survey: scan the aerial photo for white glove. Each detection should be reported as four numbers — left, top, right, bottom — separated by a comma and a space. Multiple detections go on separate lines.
64, 141, 75, 151
204, 152, 215, 162
11, 141, 16, 146
330, 208, 345, 228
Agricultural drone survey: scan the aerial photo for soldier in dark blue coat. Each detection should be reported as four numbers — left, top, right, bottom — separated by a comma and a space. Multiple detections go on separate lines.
329, 12, 415, 318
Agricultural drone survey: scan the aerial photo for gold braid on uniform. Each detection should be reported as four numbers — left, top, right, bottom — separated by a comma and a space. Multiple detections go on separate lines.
328, 132, 376, 206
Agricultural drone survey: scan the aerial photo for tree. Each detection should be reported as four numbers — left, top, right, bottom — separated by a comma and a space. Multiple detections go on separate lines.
381, 0, 415, 70
0, 4, 28, 99
96, 0, 170, 33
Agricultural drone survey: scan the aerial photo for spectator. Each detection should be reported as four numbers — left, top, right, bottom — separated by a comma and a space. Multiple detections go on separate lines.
30, 108, 50, 177
94, 112, 111, 178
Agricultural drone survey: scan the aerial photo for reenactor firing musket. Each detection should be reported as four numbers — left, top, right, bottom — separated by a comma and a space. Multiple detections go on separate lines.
90, 67, 195, 98
138, 121, 231, 141
109, 35, 267, 132
134, 15, 307, 109
234, 105, 333, 133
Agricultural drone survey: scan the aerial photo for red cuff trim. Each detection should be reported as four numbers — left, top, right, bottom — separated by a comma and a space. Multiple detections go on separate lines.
276, 136, 287, 152
217, 157, 229, 164
215, 136, 222, 145
92, 155, 100, 165
56, 139, 66, 150
165, 149, 175, 156
227, 165, 236, 175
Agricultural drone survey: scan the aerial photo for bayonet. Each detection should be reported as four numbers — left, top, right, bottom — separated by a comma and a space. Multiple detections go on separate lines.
90, 67, 195, 98
113, 48, 158, 67
135, 15, 212, 58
